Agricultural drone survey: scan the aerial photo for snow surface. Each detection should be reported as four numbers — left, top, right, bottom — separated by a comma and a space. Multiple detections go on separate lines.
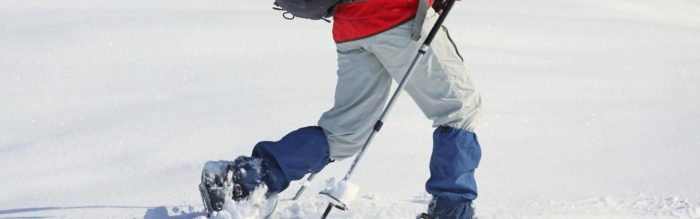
2, 0, 700, 218
320, 178, 360, 204
211, 185, 276, 219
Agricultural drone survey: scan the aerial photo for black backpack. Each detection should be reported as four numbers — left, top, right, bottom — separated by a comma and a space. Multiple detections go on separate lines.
273, 0, 342, 21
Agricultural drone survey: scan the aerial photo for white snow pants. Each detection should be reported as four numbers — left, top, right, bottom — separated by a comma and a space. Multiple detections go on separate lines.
319, 10, 482, 160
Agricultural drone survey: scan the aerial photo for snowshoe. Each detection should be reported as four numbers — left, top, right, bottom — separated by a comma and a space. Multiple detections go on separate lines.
199, 157, 279, 217
418, 197, 475, 219
199, 160, 235, 214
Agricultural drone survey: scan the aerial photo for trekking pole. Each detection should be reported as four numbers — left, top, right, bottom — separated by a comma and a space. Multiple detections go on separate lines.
292, 172, 316, 200
319, 0, 459, 217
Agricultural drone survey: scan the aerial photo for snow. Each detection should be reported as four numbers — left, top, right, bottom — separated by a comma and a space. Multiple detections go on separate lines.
215, 185, 274, 219
203, 160, 232, 175
320, 178, 360, 205
2, 0, 700, 218
302, 179, 312, 187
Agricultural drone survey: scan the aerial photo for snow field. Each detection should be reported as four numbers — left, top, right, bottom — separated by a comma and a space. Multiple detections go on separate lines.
2, 0, 700, 218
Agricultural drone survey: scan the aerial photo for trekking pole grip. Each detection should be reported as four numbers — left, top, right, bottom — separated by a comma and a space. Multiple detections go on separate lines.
423, 0, 457, 46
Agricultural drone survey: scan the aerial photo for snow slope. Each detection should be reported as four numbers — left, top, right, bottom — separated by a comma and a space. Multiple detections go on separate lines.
1, 0, 699, 218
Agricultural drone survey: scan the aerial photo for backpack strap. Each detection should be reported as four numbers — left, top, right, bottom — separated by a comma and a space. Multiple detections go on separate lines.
411, 0, 429, 41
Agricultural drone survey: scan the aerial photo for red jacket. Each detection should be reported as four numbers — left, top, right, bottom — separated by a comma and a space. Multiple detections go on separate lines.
333, 0, 433, 43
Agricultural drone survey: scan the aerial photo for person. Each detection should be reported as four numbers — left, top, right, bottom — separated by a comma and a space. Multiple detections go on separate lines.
201, 0, 482, 218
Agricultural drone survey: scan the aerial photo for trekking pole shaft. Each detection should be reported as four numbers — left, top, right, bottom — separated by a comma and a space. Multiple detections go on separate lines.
321, 203, 334, 219
292, 173, 316, 200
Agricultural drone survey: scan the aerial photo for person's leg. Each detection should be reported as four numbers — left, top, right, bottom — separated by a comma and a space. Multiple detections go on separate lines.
251, 126, 331, 193
427, 126, 481, 218
365, 10, 482, 218
204, 126, 329, 205
249, 39, 393, 195
366, 10, 481, 131
318, 40, 393, 161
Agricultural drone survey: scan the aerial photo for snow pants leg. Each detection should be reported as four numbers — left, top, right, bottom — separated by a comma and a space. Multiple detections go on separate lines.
252, 126, 331, 193
318, 9, 483, 206
319, 9, 481, 161
427, 126, 481, 202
